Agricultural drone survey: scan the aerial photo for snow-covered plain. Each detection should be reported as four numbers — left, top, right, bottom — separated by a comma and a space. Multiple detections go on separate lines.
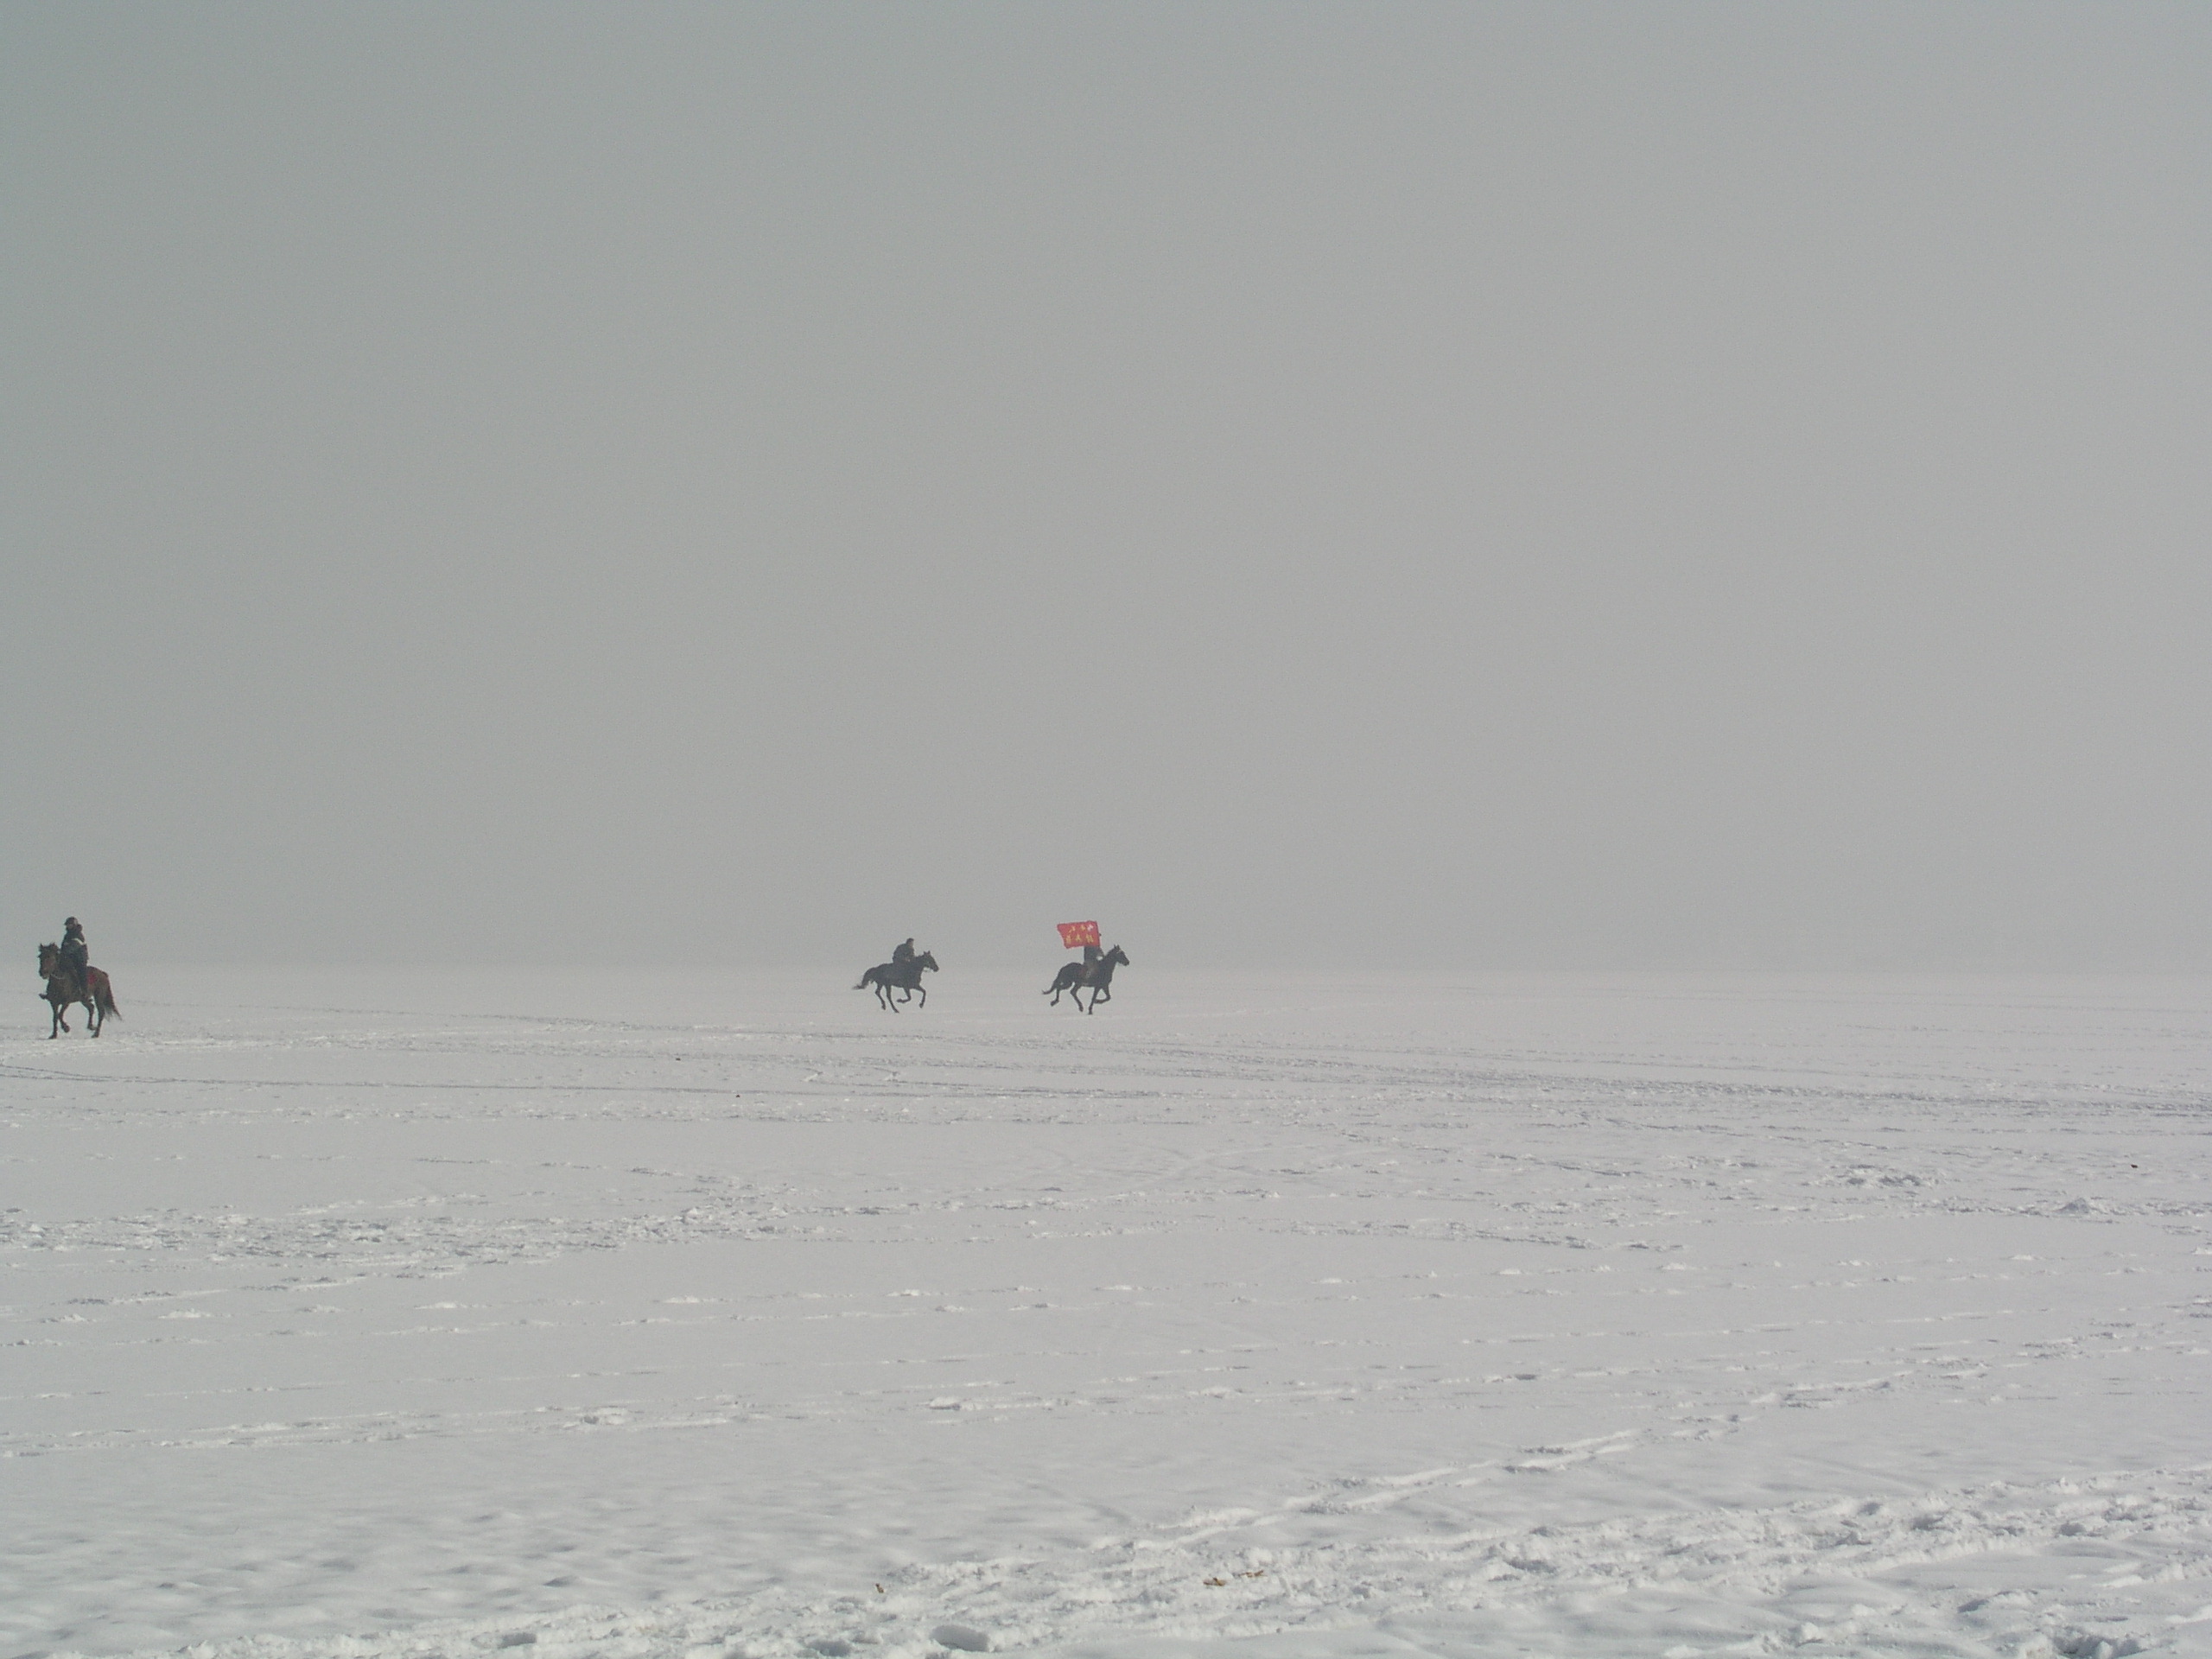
4, 968, 2209, 1659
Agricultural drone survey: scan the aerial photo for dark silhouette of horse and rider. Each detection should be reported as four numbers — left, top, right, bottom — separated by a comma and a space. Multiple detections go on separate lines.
1045, 942, 1130, 1014
855, 937, 938, 1011
38, 917, 119, 1037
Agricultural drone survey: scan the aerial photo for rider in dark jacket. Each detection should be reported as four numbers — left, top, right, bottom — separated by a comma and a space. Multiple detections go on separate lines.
892, 938, 918, 968
60, 918, 89, 998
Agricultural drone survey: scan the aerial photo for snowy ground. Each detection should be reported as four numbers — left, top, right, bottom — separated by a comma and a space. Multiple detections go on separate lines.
4, 967, 2209, 1659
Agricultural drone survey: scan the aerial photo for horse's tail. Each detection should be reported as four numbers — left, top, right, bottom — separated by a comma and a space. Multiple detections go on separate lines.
854, 969, 875, 990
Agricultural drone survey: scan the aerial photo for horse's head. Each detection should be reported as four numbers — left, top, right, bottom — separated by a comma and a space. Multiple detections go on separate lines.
38, 943, 58, 976
1105, 944, 1129, 967
918, 951, 939, 972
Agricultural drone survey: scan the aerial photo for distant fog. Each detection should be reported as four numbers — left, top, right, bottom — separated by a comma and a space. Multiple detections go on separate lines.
5, 3, 2206, 969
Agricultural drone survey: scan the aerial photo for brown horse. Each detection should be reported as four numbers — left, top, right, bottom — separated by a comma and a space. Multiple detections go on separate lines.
38, 944, 118, 1037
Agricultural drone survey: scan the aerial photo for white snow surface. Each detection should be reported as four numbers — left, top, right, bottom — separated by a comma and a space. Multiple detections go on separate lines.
4, 968, 2209, 1659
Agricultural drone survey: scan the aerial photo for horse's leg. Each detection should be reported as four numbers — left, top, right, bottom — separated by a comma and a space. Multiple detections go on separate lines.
915, 984, 926, 1008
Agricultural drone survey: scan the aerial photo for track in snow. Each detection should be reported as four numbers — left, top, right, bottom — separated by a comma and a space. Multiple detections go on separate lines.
3, 968, 2208, 1658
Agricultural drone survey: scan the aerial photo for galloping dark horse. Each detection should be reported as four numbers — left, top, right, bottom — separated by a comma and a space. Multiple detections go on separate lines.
38, 944, 119, 1038
855, 950, 938, 1012
1044, 944, 1129, 1014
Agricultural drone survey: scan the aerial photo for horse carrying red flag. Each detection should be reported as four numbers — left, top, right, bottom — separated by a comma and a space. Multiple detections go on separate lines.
1058, 920, 1101, 950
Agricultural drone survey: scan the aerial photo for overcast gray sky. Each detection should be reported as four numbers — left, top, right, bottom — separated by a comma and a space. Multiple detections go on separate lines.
4, 2, 2206, 970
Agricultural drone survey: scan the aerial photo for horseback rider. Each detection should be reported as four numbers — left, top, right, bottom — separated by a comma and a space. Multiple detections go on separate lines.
59, 918, 90, 1001
892, 937, 918, 968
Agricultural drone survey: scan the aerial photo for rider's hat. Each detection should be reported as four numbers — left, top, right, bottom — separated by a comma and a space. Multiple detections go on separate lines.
64, 917, 79, 927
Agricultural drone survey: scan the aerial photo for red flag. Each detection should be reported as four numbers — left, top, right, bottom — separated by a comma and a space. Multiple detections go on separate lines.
1058, 920, 1101, 950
